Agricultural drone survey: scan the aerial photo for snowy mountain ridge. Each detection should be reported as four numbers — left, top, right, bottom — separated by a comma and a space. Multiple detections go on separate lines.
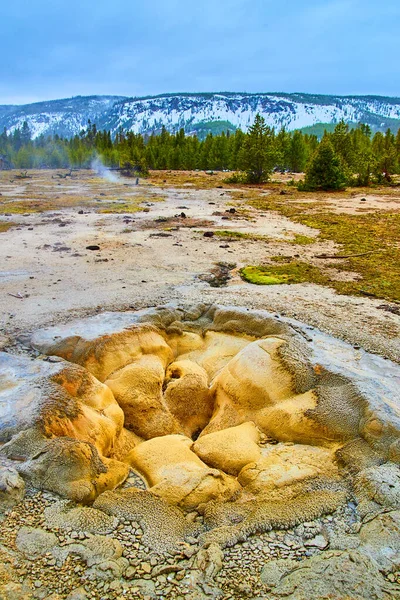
1, 92, 400, 139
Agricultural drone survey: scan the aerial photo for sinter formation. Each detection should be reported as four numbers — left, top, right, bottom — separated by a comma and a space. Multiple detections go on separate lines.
0, 304, 399, 598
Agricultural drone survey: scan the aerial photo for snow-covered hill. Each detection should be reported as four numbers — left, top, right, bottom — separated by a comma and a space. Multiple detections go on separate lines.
1, 92, 400, 139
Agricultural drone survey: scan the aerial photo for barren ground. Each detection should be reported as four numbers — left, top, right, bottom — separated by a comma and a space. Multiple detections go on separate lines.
0, 169, 399, 362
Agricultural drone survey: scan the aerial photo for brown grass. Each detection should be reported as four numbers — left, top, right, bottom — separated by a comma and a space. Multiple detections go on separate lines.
148, 170, 229, 189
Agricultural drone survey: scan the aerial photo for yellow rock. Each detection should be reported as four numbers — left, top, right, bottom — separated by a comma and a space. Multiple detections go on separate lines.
177, 331, 252, 380
165, 331, 205, 358
192, 422, 261, 475
51, 325, 173, 382
201, 338, 291, 435
105, 355, 181, 439
110, 427, 143, 462
127, 434, 241, 510
215, 338, 293, 406
18, 438, 129, 504
17, 305, 400, 514
238, 443, 338, 495
42, 364, 124, 457
164, 360, 214, 438
202, 339, 341, 446
256, 391, 339, 446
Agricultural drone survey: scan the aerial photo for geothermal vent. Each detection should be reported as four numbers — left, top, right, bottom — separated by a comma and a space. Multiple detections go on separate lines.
1, 304, 399, 550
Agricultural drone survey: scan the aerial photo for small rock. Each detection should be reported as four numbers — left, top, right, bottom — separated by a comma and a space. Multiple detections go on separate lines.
186, 536, 198, 545
194, 543, 223, 579
152, 564, 182, 577
16, 527, 57, 558
183, 546, 196, 558
237, 582, 252, 596
0, 466, 26, 513
141, 562, 152, 574
125, 566, 136, 580
65, 588, 88, 600
304, 534, 329, 549
109, 580, 121, 591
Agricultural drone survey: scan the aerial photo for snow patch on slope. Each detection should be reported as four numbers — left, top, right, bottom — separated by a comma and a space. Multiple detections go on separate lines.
1, 93, 400, 139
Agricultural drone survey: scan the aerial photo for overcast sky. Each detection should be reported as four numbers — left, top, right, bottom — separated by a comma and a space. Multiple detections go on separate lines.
1, 0, 399, 105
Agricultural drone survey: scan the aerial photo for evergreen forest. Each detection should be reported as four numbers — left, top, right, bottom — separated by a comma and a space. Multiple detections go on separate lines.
1, 115, 400, 190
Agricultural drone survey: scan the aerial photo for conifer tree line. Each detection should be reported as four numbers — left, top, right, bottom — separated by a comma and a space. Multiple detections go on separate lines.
1, 115, 400, 189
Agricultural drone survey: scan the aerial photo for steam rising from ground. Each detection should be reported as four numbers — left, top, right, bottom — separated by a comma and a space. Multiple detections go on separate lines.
91, 156, 120, 183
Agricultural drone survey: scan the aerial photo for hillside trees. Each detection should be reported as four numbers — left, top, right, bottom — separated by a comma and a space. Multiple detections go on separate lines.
227, 129, 245, 170
20, 121, 32, 145
0, 116, 399, 183
238, 114, 277, 183
372, 130, 397, 182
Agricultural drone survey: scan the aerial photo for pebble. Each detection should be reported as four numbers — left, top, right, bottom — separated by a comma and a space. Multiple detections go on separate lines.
304, 534, 329, 549
141, 562, 152, 574
0, 476, 367, 600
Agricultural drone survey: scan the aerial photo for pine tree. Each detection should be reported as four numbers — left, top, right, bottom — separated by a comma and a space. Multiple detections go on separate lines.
396, 129, 400, 173
331, 120, 354, 169
372, 130, 397, 182
239, 114, 277, 183
275, 128, 291, 170
21, 121, 32, 145
302, 139, 347, 190
289, 131, 307, 172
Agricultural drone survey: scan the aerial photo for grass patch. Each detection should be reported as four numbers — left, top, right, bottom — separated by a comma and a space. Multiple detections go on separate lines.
244, 191, 400, 302
223, 172, 248, 184
240, 262, 329, 286
0, 221, 18, 232
213, 230, 271, 242
300, 211, 400, 300
149, 170, 228, 189
0, 200, 61, 213
290, 234, 316, 245
99, 204, 143, 214
127, 194, 165, 203
98, 195, 164, 214
0, 194, 118, 214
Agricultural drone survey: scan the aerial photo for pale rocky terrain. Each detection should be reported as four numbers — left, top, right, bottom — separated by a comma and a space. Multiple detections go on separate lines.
0, 171, 399, 600
0, 170, 399, 361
